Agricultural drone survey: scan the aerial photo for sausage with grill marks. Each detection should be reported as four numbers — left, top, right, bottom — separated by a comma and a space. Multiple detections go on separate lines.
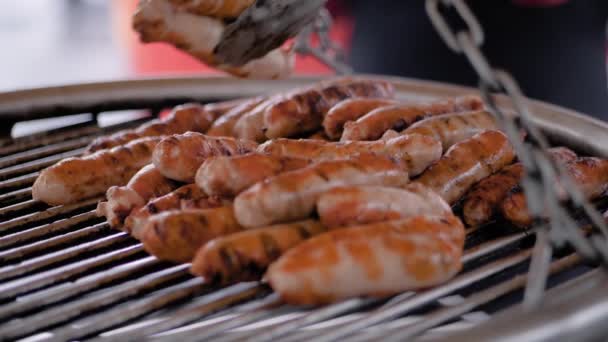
500, 157, 608, 228
316, 184, 451, 228
207, 97, 266, 137
191, 220, 327, 284
384, 110, 498, 151
323, 98, 398, 139
234, 153, 410, 228
142, 206, 242, 263
233, 96, 285, 142
125, 184, 231, 240
462, 147, 577, 227
258, 134, 441, 176
341, 96, 483, 142
415, 130, 516, 205
263, 78, 395, 139
266, 214, 465, 305
196, 153, 310, 197
152, 132, 258, 183
167, 0, 254, 18
33, 137, 161, 206
97, 164, 179, 229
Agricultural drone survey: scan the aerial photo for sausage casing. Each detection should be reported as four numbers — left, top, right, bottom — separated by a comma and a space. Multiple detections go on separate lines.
33, 137, 161, 205
234, 154, 410, 228
152, 132, 257, 182
323, 98, 398, 139
316, 184, 451, 227
341, 96, 483, 142
415, 130, 516, 205
191, 220, 327, 284
207, 97, 266, 137
142, 207, 242, 263
266, 214, 465, 305
196, 153, 310, 197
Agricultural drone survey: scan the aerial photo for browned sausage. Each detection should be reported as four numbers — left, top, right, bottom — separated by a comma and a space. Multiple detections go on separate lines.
234, 153, 410, 228
323, 98, 398, 139
97, 164, 179, 229
341, 96, 483, 142
191, 220, 327, 284
207, 97, 266, 137
415, 130, 516, 205
233, 96, 285, 142
125, 184, 231, 240
263, 78, 395, 139
462, 147, 577, 227
316, 184, 451, 227
385, 110, 498, 151
141, 207, 243, 263
33, 137, 161, 205
196, 153, 310, 197
500, 157, 608, 228
266, 214, 465, 305
258, 134, 442, 176
152, 132, 257, 182
86, 103, 222, 153
166, 0, 254, 18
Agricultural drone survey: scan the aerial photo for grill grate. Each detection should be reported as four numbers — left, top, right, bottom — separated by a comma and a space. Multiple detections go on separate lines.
0, 80, 604, 342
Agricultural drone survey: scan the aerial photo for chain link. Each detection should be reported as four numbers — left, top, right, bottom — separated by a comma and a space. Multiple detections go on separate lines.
426, 0, 608, 308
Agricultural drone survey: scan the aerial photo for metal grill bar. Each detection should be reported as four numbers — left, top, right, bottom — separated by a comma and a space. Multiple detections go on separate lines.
0, 237, 139, 297
0, 172, 38, 192
0, 187, 32, 204
0, 148, 84, 180
0, 137, 92, 169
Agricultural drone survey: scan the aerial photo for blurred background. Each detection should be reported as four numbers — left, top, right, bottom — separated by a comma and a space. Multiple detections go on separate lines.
1, 0, 607, 135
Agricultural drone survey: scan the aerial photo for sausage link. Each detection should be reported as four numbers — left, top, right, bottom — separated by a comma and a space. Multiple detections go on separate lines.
191, 220, 327, 284
316, 184, 451, 227
386, 110, 498, 151
462, 147, 577, 227
500, 157, 608, 228
97, 164, 179, 229
415, 130, 516, 205
323, 98, 398, 139
263, 78, 394, 139
258, 134, 441, 176
167, 0, 254, 18
233, 96, 285, 142
196, 153, 310, 197
234, 154, 409, 228
207, 97, 266, 137
266, 214, 465, 305
152, 132, 257, 182
33, 137, 161, 205
341, 96, 483, 142
125, 184, 230, 240
142, 207, 242, 263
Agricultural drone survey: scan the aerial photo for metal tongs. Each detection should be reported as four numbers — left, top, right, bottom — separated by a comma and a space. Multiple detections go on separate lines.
214, 0, 352, 74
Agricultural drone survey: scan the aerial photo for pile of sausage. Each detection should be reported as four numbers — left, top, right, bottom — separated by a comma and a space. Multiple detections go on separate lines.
32, 77, 608, 306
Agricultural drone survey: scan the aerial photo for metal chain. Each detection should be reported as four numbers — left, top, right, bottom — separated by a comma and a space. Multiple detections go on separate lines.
426, 0, 608, 308
294, 8, 353, 75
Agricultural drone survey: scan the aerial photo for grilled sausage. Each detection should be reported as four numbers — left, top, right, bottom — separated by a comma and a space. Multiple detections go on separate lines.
33, 137, 161, 205
191, 220, 327, 284
316, 184, 451, 227
500, 157, 608, 228
86, 103, 216, 153
196, 153, 310, 197
323, 98, 398, 139
152, 132, 257, 182
258, 134, 442, 176
385, 110, 498, 151
234, 153, 410, 228
142, 207, 242, 263
306, 131, 332, 141
233, 96, 285, 143
341, 96, 483, 142
266, 214, 465, 305
207, 97, 266, 137
415, 130, 516, 205
133, 0, 294, 79
263, 78, 395, 139
462, 147, 577, 227
125, 184, 230, 240
167, 0, 254, 18
96, 164, 179, 229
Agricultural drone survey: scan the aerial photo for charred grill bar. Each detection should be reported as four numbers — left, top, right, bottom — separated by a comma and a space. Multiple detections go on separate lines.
0, 77, 607, 341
